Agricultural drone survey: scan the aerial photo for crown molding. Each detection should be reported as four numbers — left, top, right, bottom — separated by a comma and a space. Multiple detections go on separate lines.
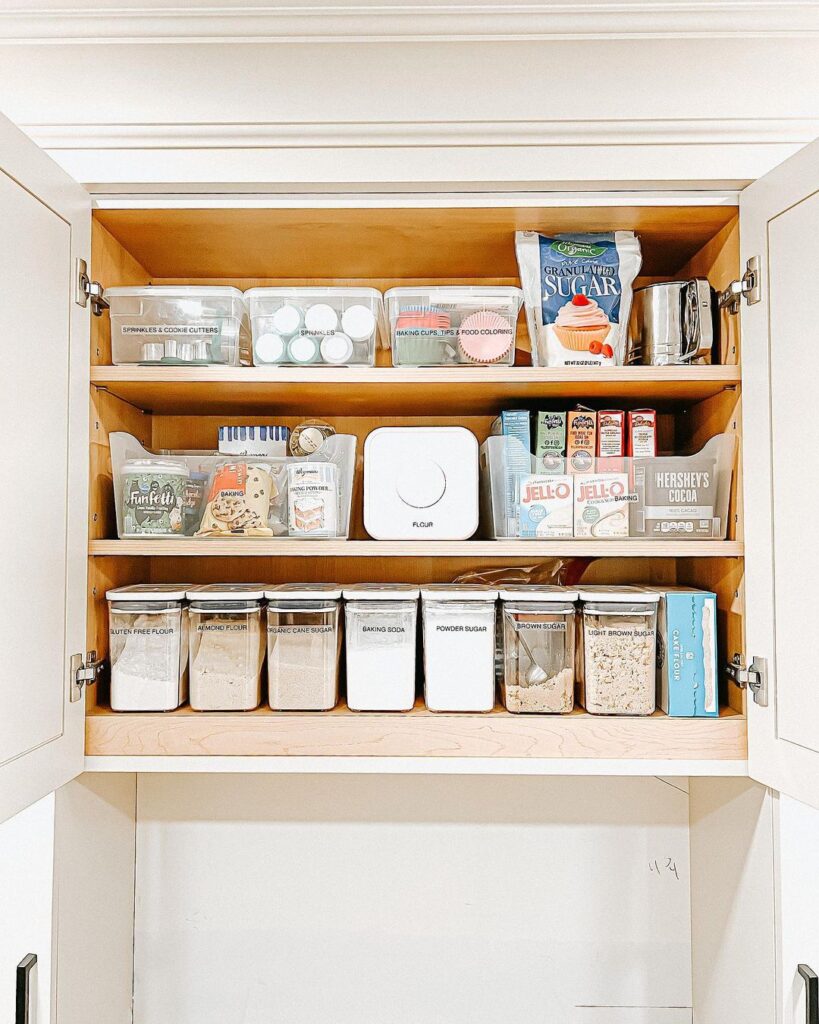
22, 118, 819, 150
1, 2, 817, 43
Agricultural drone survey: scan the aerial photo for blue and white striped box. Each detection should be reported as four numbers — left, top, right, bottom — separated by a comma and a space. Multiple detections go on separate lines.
218, 425, 290, 457
650, 587, 718, 717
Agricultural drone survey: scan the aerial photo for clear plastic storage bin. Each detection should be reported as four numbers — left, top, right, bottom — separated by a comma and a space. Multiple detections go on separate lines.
187, 585, 265, 711
480, 433, 736, 540
106, 286, 252, 366
421, 585, 498, 712
245, 287, 385, 366
343, 585, 419, 711
385, 287, 523, 366
499, 587, 578, 714
265, 585, 342, 710
107, 584, 190, 712
579, 587, 660, 716
110, 432, 357, 540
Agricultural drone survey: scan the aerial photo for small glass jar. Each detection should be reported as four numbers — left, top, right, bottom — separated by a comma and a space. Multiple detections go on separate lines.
343, 585, 419, 711
579, 587, 660, 716
421, 585, 498, 712
107, 585, 190, 711
187, 585, 266, 711
265, 585, 342, 711
499, 587, 578, 714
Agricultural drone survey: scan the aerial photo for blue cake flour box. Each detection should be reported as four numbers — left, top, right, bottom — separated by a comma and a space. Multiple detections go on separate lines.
490, 410, 531, 536
649, 587, 718, 717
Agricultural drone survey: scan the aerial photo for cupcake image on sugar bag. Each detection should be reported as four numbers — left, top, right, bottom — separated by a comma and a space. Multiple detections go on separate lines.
554, 294, 612, 355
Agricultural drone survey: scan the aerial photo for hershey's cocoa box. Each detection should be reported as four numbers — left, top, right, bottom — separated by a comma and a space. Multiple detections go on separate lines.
629, 455, 719, 538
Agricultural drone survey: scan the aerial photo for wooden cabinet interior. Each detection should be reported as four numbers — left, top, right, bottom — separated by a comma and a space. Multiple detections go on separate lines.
86, 202, 746, 762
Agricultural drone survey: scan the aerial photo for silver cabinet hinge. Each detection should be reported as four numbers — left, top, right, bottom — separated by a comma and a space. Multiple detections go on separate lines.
69, 650, 104, 703
74, 257, 109, 316
718, 256, 761, 315
726, 653, 768, 707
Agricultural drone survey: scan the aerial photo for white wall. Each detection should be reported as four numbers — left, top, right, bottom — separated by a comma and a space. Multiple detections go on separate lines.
0, 794, 55, 1024
134, 774, 692, 1024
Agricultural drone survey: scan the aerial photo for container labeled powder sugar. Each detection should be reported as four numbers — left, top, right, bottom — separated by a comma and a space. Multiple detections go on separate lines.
421, 585, 498, 712
579, 586, 659, 715
187, 585, 265, 711
265, 585, 342, 711
107, 584, 191, 712
499, 586, 578, 714
343, 585, 419, 711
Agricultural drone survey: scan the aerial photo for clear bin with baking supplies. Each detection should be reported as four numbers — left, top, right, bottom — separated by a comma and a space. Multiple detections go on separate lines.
421, 585, 498, 712
480, 433, 736, 541
499, 587, 578, 714
109, 431, 357, 540
106, 286, 252, 366
107, 584, 191, 712
187, 585, 266, 711
343, 585, 419, 711
578, 586, 660, 716
385, 286, 524, 366
244, 287, 386, 366
265, 585, 342, 711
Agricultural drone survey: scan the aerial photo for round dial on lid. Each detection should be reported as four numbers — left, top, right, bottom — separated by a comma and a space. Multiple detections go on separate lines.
395, 460, 446, 508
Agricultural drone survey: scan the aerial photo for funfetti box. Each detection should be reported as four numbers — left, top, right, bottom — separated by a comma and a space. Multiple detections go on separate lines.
648, 587, 718, 717
517, 473, 574, 537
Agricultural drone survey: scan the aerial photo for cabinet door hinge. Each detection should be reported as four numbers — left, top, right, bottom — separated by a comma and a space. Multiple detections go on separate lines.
74, 257, 109, 316
726, 653, 768, 707
718, 255, 761, 315
69, 650, 104, 703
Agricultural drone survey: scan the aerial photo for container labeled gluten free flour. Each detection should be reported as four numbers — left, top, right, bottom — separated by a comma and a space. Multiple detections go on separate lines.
265, 585, 342, 711
343, 585, 419, 711
579, 586, 659, 716
421, 586, 498, 712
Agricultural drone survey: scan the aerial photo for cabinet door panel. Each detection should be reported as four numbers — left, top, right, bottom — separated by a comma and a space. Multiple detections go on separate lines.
742, 135, 819, 808
0, 112, 89, 823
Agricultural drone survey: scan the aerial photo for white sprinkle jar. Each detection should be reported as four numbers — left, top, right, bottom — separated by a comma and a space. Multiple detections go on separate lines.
343, 585, 419, 711
579, 587, 660, 716
499, 587, 578, 714
107, 584, 191, 712
265, 585, 342, 711
187, 585, 266, 711
421, 585, 498, 712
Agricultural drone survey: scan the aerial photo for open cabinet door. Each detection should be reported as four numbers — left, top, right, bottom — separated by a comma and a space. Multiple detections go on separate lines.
0, 113, 90, 824
742, 136, 819, 809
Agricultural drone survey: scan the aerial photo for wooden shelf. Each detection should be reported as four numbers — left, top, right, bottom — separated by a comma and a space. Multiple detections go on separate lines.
90, 365, 741, 415
89, 538, 744, 558
85, 703, 746, 760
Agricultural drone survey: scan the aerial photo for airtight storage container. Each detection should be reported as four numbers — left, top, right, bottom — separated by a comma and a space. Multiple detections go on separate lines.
265, 585, 342, 710
187, 585, 266, 711
245, 287, 384, 366
499, 587, 578, 714
343, 585, 419, 711
579, 586, 660, 716
107, 286, 252, 366
107, 585, 190, 712
421, 585, 498, 712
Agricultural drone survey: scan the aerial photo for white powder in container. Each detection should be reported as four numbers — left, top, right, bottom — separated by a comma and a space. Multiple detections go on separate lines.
343, 586, 419, 711
266, 586, 341, 710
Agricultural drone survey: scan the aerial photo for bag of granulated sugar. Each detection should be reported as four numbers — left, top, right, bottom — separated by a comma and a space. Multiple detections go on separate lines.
516, 231, 642, 367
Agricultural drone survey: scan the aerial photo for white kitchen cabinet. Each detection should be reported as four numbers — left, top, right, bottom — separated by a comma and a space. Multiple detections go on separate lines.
1, 106, 819, 1022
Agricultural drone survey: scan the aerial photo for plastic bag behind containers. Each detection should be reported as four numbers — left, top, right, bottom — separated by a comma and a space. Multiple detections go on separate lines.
452, 559, 590, 588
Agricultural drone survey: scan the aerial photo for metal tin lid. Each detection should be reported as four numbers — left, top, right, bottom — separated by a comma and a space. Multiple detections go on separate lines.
187, 583, 266, 601
421, 584, 498, 601
265, 584, 342, 601
498, 586, 580, 602
577, 585, 660, 603
106, 584, 190, 602
343, 584, 420, 601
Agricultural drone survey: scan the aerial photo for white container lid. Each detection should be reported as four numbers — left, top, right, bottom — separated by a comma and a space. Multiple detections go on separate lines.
244, 286, 381, 302
421, 584, 498, 601
187, 584, 266, 601
265, 584, 342, 601
107, 584, 191, 602
498, 586, 580, 602
578, 586, 660, 603
343, 584, 420, 601
105, 285, 245, 301
385, 286, 523, 306
122, 458, 188, 477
